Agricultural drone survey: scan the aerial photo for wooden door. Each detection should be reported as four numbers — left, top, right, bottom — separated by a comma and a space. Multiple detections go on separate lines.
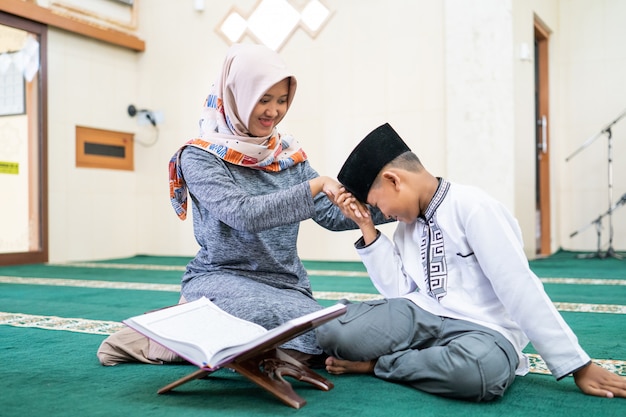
0, 12, 47, 265
534, 20, 551, 256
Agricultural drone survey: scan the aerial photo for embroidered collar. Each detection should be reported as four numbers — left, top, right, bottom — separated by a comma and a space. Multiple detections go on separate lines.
420, 178, 450, 222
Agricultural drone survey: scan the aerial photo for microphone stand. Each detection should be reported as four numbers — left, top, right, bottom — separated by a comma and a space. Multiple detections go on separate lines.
566, 108, 626, 259
569, 193, 626, 259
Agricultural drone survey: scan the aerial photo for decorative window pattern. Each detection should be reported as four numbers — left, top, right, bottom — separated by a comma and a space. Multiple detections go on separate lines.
218, 0, 333, 51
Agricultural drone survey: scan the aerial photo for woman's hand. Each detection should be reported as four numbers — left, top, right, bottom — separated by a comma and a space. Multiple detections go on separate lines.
310, 176, 342, 199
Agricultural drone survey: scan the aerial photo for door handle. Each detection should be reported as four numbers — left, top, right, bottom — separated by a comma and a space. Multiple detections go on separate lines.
537, 115, 547, 153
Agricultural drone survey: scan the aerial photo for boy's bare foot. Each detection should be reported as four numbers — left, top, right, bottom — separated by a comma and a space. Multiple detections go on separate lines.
325, 356, 376, 375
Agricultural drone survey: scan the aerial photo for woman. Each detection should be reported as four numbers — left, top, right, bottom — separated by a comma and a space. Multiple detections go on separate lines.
98, 43, 386, 366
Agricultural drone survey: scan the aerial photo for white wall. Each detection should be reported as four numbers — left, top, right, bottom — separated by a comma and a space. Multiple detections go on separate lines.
47, 31, 141, 261
557, 0, 626, 253
40, 0, 626, 263
445, 0, 516, 204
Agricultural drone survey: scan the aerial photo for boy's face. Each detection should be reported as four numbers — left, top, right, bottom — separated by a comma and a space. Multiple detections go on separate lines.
367, 174, 419, 223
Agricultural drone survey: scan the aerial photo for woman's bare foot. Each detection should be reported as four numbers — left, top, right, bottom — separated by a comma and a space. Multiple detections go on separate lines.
325, 356, 376, 375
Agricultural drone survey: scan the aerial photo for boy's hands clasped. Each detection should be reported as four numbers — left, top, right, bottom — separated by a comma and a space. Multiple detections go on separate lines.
311, 176, 369, 224
326, 184, 379, 246
332, 187, 371, 226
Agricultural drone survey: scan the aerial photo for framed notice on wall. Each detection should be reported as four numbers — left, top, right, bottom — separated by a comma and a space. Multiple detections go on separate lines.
0, 61, 25, 116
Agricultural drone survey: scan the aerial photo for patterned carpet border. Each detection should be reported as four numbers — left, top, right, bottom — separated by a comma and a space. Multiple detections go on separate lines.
48, 262, 626, 285
0, 276, 180, 292
0, 312, 124, 335
1, 276, 625, 314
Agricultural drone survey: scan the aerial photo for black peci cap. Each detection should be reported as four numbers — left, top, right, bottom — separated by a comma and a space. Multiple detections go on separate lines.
338, 123, 411, 203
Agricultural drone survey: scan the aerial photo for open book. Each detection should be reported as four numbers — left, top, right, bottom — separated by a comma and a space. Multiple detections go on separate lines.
123, 296, 347, 370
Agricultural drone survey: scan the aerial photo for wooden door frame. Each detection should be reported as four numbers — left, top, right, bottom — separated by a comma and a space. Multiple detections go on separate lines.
535, 18, 551, 256
0, 12, 48, 266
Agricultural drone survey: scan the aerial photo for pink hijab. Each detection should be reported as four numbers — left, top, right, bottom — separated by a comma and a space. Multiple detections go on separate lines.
169, 44, 308, 220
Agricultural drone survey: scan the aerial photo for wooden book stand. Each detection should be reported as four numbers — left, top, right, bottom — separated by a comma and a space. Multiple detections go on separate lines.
157, 348, 333, 409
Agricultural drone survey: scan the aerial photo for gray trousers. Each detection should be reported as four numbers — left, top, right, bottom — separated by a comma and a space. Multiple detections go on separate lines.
316, 298, 519, 402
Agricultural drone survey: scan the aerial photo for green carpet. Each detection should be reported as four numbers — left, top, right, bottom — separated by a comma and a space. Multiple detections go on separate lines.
1, 249, 624, 416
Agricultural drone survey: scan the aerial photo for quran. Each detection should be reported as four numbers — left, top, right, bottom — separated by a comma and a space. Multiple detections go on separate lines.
123, 297, 347, 408
123, 296, 346, 369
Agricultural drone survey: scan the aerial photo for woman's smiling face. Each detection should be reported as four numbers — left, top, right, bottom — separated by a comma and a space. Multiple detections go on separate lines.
248, 78, 290, 137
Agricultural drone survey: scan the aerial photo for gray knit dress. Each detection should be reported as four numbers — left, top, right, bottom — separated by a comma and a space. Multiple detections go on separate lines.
179, 145, 367, 355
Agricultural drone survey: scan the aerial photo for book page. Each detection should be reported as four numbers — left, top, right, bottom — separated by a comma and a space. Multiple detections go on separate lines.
124, 297, 267, 367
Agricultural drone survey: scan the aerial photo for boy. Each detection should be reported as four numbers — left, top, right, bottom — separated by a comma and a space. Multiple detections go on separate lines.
317, 123, 626, 401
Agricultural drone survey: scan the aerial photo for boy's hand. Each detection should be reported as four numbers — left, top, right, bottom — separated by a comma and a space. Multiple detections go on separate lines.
333, 188, 379, 244
326, 186, 377, 244
574, 362, 626, 398
334, 188, 372, 225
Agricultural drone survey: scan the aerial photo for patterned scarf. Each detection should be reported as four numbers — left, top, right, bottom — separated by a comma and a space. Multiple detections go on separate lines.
169, 44, 308, 220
